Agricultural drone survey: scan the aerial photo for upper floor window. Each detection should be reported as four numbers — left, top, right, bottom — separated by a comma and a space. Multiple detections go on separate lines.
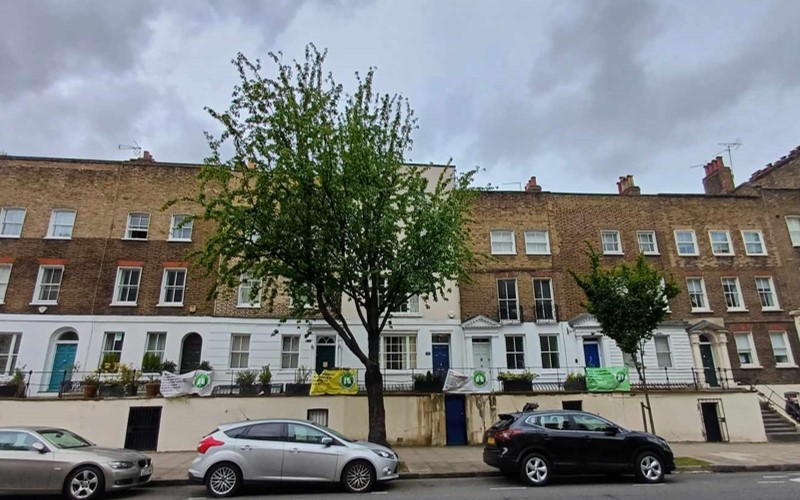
540, 335, 560, 369
524, 230, 550, 255
237, 272, 262, 308
160, 268, 187, 306
281, 335, 300, 369
601, 230, 622, 255
709, 230, 733, 256
490, 230, 515, 255
755, 277, 780, 311
769, 332, 795, 367
674, 230, 698, 256
32, 265, 64, 305
394, 295, 420, 315
124, 213, 150, 240
0, 208, 25, 238
46, 210, 77, 239
382, 334, 417, 370
497, 279, 519, 322
229, 333, 251, 369
654, 336, 672, 368
169, 214, 193, 242
734, 333, 758, 367
741, 230, 766, 256
686, 277, 710, 312
0, 265, 11, 304
112, 267, 142, 305
505, 336, 525, 369
637, 231, 658, 255
786, 216, 800, 247
100, 332, 125, 367
533, 278, 555, 322
721, 277, 745, 311
144, 332, 167, 364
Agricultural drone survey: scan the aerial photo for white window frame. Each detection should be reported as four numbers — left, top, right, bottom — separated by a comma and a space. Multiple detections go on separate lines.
539, 335, 560, 369
505, 335, 526, 369
159, 268, 187, 306
490, 230, 516, 255
524, 230, 550, 255
281, 335, 300, 369
786, 216, 800, 247
229, 333, 251, 369
755, 277, 780, 311
0, 208, 26, 239
721, 277, 746, 311
124, 212, 150, 240
654, 336, 673, 368
686, 277, 711, 312
709, 230, 734, 256
168, 214, 193, 242
741, 230, 767, 256
237, 272, 262, 308
769, 331, 795, 368
100, 332, 125, 367
31, 265, 64, 305
674, 229, 699, 256
112, 267, 142, 306
0, 264, 11, 305
144, 332, 167, 363
393, 295, 420, 315
381, 334, 417, 370
0, 333, 22, 375
600, 230, 622, 255
637, 230, 659, 255
734, 332, 759, 368
533, 278, 556, 322
46, 210, 77, 239
497, 279, 519, 322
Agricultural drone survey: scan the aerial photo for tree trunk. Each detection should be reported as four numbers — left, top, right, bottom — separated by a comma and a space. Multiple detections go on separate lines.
637, 349, 655, 433
365, 364, 387, 446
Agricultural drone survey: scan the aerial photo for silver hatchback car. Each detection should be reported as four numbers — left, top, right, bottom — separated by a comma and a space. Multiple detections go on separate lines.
189, 419, 399, 497
0, 426, 152, 500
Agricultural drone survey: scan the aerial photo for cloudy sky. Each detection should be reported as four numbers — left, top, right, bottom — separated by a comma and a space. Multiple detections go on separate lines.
2, 0, 799, 194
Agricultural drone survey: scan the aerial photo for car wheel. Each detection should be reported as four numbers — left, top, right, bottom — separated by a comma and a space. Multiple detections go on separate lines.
519, 453, 550, 487
206, 462, 242, 498
635, 452, 665, 484
342, 460, 375, 493
64, 465, 105, 500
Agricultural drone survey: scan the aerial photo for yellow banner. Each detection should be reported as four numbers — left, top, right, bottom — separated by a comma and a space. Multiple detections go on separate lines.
310, 369, 358, 395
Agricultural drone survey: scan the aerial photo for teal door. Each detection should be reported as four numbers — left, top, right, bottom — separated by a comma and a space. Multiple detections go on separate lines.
48, 344, 77, 392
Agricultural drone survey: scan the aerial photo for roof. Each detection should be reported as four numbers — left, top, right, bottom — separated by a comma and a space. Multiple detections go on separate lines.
219, 418, 315, 428
748, 145, 800, 183
0, 154, 201, 169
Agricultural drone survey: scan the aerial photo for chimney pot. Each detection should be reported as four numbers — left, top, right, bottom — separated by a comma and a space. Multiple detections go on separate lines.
702, 156, 734, 194
617, 174, 640, 195
525, 176, 542, 193
142, 150, 154, 162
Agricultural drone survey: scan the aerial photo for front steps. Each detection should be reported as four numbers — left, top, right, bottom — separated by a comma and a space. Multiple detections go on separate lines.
760, 401, 800, 442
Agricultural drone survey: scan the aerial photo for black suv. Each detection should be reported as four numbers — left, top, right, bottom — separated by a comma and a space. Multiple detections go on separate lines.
483, 410, 675, 486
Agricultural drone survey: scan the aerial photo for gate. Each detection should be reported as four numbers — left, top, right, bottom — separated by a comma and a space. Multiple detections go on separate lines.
125, 407, 163, 451
445, 395, 467, 445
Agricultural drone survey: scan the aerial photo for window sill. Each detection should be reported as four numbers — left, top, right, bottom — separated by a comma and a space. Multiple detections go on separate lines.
391, 312, 423, 318
776, 364, 799, 369
491, 252, 517, 256
739, 365, 763, 370
745, 253, 768, 257
726, 308, 749, 313
691, 309, 713, 314
167, 239, 192, 243
30, 301, 58, 306
0, 235, 21, 239
236, 304, 262, 309
110, 302, 138, 307
602, 252, 624, 256
642, 252, 660, 256
500, 319, 521, 325
525, 252, 552, 256
712, 253, 735, 257
157, 303, 184, 308
121, 237, 149, 242
677, 253, 699, 257
43, 236, 72, 241
762, 308, 784, 313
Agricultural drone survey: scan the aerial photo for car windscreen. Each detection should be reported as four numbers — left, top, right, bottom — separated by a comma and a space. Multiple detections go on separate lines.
489, 414, 517, 431
38, 429, 92, 449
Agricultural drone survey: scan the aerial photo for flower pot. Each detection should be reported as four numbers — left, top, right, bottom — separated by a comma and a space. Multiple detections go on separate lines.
501, 379, 532, 393
563, 379, 587, 392
285, 383, 310, 396
99, 384, 125, 398
0, 385, 20, 398
145, 382, 160, 398
125, 383, 138, 397
83, 384, 99, 399
258, 384, 274, 396
238, 384, 258, 396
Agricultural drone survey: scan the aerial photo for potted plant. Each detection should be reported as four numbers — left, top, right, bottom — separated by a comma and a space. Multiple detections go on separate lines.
117, 363, 139, 396
161, 360, 177, 374
258, 365, 272, 395
99, 375, 125, 398
498, 370, 538, 393
235, 370, 258, 395
286, 367, 312, 396
564, 372, 587, 392
99, 353, 119, 374
145, 375, 160, 398
413, 371, 445, 393
198, 360, 213, 371
142, 353, 162, 374
0, 368, 26, 398
82, 371, 100, 399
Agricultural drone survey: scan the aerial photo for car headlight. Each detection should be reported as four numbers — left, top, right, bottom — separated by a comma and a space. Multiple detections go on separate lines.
372, 449, 395, 459
109, 461, 135, 469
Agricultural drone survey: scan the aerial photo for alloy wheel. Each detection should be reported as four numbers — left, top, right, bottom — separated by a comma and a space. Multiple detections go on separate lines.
70, 469, 99, 499
346, 463, 373, 492
640, 455, 662, 481
209, 465, 238, 496
524, 456, 548, 484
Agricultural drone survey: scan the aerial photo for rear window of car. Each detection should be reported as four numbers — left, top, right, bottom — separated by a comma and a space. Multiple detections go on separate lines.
489, 415, 517, 431
223, 427, 247, 438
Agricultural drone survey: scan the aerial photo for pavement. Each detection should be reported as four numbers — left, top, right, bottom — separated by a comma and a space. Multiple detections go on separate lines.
149, 442, 800, 484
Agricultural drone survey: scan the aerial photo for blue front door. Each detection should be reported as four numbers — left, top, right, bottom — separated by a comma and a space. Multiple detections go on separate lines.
432, 344, 450, 373
583, 342, 601, 368
445, 395, 467, 445
49, 344, 77, 392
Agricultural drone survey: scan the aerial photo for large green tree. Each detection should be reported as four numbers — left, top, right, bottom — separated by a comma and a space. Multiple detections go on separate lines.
189, 45, 477, 444
570, 246, 680, 431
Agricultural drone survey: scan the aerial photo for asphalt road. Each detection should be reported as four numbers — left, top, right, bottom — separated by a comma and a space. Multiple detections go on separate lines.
30, 472, 800, 500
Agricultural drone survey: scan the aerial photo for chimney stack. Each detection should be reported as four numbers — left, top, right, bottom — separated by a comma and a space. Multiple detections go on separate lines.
525, 176, 542, 193
616, 175, 640, 195
702, 156, 734, 195
142, 150, 154, 162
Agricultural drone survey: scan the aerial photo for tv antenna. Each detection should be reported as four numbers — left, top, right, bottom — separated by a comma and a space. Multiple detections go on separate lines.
717, 139, 742, 168
501, 182, 523, 191
118, 140, 142, 158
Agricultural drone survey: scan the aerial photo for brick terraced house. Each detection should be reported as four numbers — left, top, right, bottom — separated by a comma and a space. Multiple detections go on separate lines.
461, 148, 800, 392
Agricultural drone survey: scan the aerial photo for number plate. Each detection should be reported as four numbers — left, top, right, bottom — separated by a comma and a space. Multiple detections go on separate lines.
487, 437, 495, 445
140, 466, 152, 477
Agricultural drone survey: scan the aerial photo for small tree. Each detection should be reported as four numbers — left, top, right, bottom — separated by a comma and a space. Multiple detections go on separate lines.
185, 45, 477, 445
570, 246, 680, 431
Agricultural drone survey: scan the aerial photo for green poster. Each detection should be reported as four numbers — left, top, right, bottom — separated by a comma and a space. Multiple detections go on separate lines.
586, 367, 631, 392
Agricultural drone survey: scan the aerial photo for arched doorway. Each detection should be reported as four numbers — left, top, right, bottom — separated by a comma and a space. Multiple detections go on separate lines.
48, 331, 79, 392
698, 334, 718, 387
180, 333, 202, 374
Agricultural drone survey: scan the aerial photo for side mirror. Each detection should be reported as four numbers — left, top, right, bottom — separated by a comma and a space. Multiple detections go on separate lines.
321, 437, 333, 447
604, 425, 620, 435
31, 442, 48, 453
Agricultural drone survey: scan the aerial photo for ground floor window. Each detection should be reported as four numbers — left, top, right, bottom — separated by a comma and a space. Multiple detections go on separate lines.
654, 336, 672, 368
100, 332, 124, 370
230, 334, 251, 369
505, 336, 525, 369
281, 335, 300, 369
0, 333, 21, 375
382, 335, 417, 370
540, 335, 560, 369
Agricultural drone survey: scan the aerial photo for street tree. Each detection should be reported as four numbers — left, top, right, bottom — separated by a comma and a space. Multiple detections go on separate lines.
187, 45, 477, 445
569, 246, 680, 431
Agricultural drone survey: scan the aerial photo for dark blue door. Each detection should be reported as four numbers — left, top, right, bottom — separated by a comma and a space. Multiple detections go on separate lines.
432, 344, 450, 373
49, 344, 77, 392
445, 395, 467, 445
583, 342, 601, 368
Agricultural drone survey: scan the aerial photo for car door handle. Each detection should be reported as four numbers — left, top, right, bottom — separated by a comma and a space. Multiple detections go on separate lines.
290, 448, 300, 454
239, 445, 252, 451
